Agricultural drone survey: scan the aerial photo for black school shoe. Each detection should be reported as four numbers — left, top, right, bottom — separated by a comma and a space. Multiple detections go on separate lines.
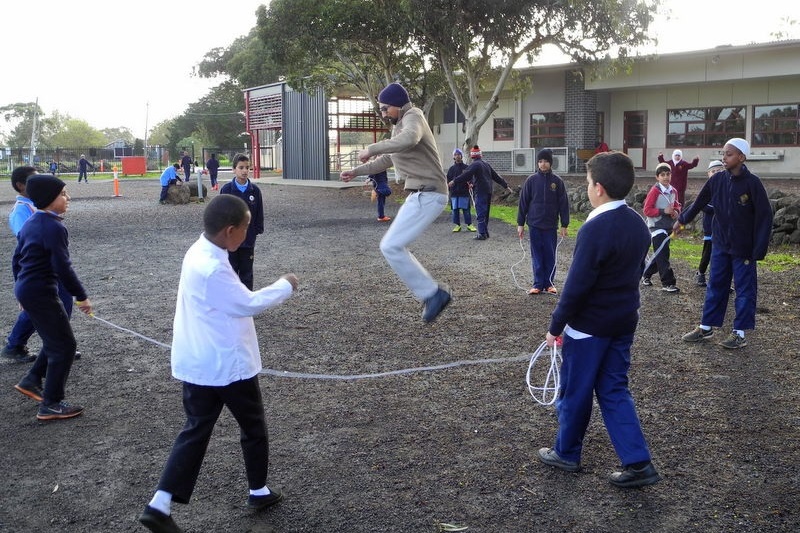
609, 462, 661, 488
1, 345, 35, 364
247, 489, 284, 510
139, 505, 183, 533
422, 285, 452, 323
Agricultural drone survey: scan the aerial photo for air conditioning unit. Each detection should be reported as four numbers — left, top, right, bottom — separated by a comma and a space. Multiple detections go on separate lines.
512, 148, 537, 173
542, 147, 569, 172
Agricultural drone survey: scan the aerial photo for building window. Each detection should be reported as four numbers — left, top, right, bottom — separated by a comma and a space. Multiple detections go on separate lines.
666, 106, 746, 147
530, 112, 565, 147
443, 100, 465, 124
493, 118, 514, 141
753, 103, 800, 146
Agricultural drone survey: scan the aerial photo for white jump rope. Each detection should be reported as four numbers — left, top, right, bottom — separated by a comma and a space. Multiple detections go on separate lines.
511, 235, 564, 292
526, 339, 562, 405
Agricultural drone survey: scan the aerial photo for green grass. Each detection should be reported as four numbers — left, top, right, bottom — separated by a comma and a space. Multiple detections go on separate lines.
487, 205, 799, 272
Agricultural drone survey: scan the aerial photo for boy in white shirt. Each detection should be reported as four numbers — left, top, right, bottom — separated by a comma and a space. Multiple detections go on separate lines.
139, 194, 298, 533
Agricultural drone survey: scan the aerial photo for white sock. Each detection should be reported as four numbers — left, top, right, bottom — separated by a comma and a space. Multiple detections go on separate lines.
699, 325, 711, 331
148, 490, 172, 515
733, 329, 745, 338
249, 485, 271, 496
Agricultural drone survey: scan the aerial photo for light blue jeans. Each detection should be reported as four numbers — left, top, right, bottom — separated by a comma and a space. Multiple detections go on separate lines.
379, 191, 447, 301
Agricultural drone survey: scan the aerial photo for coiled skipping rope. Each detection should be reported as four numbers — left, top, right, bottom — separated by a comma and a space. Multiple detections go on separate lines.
526, 340, 562, 406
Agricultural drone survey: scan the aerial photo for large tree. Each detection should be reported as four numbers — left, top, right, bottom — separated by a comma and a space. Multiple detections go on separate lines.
408, 0, 659, 148
256, 0, 446, 115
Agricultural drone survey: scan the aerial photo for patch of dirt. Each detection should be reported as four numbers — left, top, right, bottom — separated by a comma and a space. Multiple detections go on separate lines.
0, 176, 798, 532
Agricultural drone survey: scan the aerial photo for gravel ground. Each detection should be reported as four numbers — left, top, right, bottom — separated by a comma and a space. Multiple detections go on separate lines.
0, 175, 798, 533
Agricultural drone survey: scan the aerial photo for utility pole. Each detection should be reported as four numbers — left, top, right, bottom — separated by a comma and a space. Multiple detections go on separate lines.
29, 98, 39, 165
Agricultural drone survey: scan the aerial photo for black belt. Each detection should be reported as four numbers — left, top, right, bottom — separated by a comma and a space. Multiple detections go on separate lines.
406, 187, 438, 193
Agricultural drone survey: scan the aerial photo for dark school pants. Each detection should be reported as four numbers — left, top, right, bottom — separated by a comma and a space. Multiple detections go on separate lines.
17, 288, 77, 405
702, 246, 757, 330
473, 192, 491, 236
643, 231, 676, 286
157, 376, 270, 504
529, 227, 557, 290
554, 333, 652, 467
228, 246, 255, 290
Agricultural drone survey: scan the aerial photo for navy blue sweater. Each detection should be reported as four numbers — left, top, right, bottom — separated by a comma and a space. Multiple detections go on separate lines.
679, 165, 773, 260
447, 162, 469, 197
451, 158, 509, 195
549, 203, 650, 338
516, 170, 570, 230
220, 179, 264, 248
13, 211, 87, 301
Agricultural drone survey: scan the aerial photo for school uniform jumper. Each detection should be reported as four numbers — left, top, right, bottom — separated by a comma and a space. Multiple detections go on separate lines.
219, 179, 264, 290
451, 157, 510, 238
156, 234, 293, 504
348, 104, 448, 302
516, 170, 569, 290
547, 201, 654, 467
447, 161, 471, 225
5, 196, 74, 352
13, 211, 87, 406
642, 183, 680, 286
678, 164, 773, 330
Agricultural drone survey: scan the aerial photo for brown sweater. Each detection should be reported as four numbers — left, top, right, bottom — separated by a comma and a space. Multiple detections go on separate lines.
353, 104, 447, 194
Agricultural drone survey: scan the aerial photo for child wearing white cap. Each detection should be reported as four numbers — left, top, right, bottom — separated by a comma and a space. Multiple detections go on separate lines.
674, 139, 773, 349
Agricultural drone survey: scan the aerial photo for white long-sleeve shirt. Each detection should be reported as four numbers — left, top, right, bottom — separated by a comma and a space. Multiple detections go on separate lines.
171, 234, 293, 386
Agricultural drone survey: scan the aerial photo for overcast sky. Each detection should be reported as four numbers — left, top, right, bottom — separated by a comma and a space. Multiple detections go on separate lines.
0, 0, 795, 141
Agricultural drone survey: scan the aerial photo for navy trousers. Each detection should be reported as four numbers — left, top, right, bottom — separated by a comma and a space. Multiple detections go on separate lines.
529, 227, 557, 290
473, 192, 491, 236
17, 288, 77, 405
7, 282, 73, 350
702, 246, 757, 330
554, 332, 652, 467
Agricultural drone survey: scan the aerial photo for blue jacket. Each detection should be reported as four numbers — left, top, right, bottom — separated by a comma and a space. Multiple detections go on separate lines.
8, 196, 36, 236
13, 211, 87, 301
549, 203, 649, 338
447, 162, 469, 197
160, 166, 179, 186
206, 157, 220, 174
679, 164, 773, 260
516, 170, 569, 230
451, 158, 509, 196
219, 179, 264, 248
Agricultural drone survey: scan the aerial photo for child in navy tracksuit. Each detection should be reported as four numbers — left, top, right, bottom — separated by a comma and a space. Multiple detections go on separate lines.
366, 170, 392, 221
538, 151, 660, 488
446, 149, 474, 232
219, 153, 264, 290
676, 138, 773, 349
516, 149, 569, 295
642, 162, 681, 292
448, 145, 514, 240
13, 175, 93, 421
2, 167, 79, 364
